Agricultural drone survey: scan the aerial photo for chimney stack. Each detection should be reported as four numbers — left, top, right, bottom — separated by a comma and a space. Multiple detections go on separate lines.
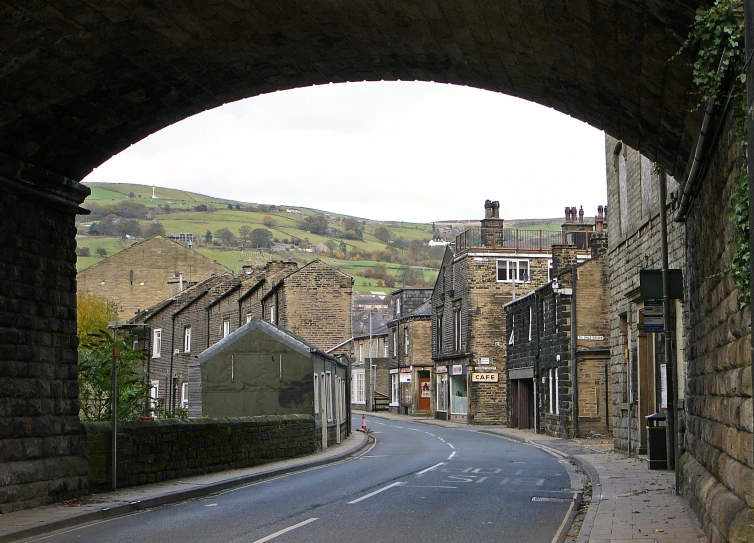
595, 205, 605, 232
578, 206, 584, 223
480, 199, 504, 247
565, 206, 571, 222
589, 232, 608, 259
551, 245, 579, 279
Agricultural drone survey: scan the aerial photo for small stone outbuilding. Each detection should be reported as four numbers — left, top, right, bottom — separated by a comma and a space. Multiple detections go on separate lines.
191, 319, 349, 449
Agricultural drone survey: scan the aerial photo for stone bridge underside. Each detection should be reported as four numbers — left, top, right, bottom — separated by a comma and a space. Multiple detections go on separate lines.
2, 0, 732, 521
2, 0, 702, 181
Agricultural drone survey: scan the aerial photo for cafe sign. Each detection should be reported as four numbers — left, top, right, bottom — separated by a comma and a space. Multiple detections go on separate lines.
471, 372, 499, 383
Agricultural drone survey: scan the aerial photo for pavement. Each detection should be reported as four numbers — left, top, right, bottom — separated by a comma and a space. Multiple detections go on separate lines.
0, 413, 707, 543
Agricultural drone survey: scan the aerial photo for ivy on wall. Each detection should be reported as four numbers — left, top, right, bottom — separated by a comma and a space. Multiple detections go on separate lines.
678, 0, 749, 307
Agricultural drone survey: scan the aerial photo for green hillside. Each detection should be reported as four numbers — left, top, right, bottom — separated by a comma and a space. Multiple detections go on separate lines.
77, 182, 563, 291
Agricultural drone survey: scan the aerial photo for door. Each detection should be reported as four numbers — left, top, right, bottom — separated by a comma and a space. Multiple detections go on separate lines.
418, 377, 431, 411
511, 379, 534, 429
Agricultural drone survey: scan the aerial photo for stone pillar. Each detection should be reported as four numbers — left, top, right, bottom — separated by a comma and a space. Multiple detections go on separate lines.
0, 153, 90, 512
589, 232, 608, 259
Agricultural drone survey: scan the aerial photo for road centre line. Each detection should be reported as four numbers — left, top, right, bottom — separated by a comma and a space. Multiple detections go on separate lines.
348, 482, 405, 504
447, 451, 456, 460
415, 462, 445, 475
424, 432, 436, 436
251, 518, 319, 543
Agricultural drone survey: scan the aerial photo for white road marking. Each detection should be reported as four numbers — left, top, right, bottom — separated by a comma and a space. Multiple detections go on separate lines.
406, 485, 457, 489
204, 503, 218, 507
550, 494, 578, 543
447, 443, 455, 449
415, 462, 445, 475
425, 432, 436, 437
476, 477, 488, 484
251, 518, 319, 543
515, 469, 524, 475
348, 482, 405, 504
408, 428, 422, 432
447, 451, 456, 460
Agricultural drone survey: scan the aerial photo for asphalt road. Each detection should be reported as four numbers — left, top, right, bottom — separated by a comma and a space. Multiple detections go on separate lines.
24, 416, 579, 543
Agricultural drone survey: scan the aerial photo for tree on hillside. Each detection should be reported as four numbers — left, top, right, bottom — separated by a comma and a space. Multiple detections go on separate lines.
250, 228, 272, 248
397, 264, 424, 286
114, 219, 142, 237
144, 221, 165, 237
227, 203, 233, 210
115, 200, 148, 219
214, 227, 236, 246
77, 292, 116, 340
95, 247, 108, 257
238, 225, 253, 244
374, 225, 392, 243
343, 218, 360, 231
262, 215, 277, 228
299, 214, 328, 235
325, 240, 337, 252
205, 229, 213, 243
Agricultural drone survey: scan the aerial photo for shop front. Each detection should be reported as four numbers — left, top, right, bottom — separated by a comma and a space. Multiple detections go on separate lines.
435, 365, 449, 420
449, 363, 468, 422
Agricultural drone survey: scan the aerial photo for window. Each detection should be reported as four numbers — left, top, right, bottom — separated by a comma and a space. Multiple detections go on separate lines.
270, 305, 276, 325
183, 326, 191, 352
352, 370, 365, 404
246, 312, 252, 323
508, 316, 515, 345
152, 329, 162, 358
404, 327, 409, 357
326, 371, 333, 422
222, 318, 230, 338
359, 343, 364, 361
528, 307, 532, 342
390, 372, 400, 405
395, 298, 401, 315
314, 373, 319, 414
436, 314, 443, 353
150, 380, 160, 413
453, 308, 462, 351
392, 329, 397, 358
181, 382, 188, 409
549, 368, 560, 415
384, 340, 388, 358
497, 259, 530, 283
547, 260, 553, 282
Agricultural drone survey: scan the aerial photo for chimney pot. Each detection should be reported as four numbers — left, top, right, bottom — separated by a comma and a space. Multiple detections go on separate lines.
579, 206, 584, 223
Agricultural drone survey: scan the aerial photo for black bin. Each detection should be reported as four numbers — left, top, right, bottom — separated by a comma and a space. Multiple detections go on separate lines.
646, 413, 667, 470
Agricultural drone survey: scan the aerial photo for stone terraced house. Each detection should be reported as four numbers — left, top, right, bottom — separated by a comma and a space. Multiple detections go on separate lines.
431, 200, 600, 424
505, 235, 611, 437
77, 234, 229, 320
387, 289, 433, 416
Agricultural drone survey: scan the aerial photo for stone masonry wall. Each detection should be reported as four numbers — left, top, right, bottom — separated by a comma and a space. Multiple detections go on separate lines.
0, 179, 89, 513
606, 135, 687, 455
681, 117, 753, 543
77, 235, 228, 320
83, 415, 315, 491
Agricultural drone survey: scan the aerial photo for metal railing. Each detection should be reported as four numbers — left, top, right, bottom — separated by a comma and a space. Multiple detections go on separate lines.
455, 227, 594, 253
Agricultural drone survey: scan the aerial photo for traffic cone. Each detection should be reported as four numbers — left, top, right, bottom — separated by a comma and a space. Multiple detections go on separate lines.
361, 414, 367, 431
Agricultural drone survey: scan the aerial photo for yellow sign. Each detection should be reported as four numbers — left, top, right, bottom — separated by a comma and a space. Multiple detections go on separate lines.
471, 372, 499, 383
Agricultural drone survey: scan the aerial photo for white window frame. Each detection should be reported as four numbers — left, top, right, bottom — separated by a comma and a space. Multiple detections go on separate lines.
181, 382, 188, 409
404, 327, 409, 357
547, 260, 553, 282
390, 372, 400, 406
150, 379, 160, 412
326, 371, 333, 422
359, 343, 364, 361
528, 307, 533, 342
246, 312, 252, 323
183, 325, 191, 353
152, 329, 162, 358
270, 305, 276, 325
496, 259, 530, 283
549, 368, 560, 415
314, 373, 319, 414
436, 314, 443, 353
384, 340, 389, 358
222, 318, 230, 338
509, 316, 515, 346
392, 329, 397, 357
352, 369, 366, 404
453, 308, 462, 351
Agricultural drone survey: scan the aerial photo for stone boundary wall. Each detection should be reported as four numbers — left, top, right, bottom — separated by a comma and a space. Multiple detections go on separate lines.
83, 415, 315, 491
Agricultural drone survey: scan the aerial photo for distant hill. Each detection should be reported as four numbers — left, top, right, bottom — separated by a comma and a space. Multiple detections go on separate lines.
78, 182, 568, 292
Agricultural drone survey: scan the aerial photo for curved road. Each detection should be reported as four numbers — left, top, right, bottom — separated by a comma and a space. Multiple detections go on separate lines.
24, 416, 579, 543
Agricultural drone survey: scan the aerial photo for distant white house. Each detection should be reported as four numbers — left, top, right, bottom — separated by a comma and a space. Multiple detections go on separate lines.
428, 239, 450, 247
286, 208, 302, 214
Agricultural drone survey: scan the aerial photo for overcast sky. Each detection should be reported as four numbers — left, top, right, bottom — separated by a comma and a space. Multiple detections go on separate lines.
83, 81, 606, 223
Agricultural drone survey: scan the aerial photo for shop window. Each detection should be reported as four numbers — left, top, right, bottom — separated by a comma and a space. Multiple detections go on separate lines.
390, 373, 400, 406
